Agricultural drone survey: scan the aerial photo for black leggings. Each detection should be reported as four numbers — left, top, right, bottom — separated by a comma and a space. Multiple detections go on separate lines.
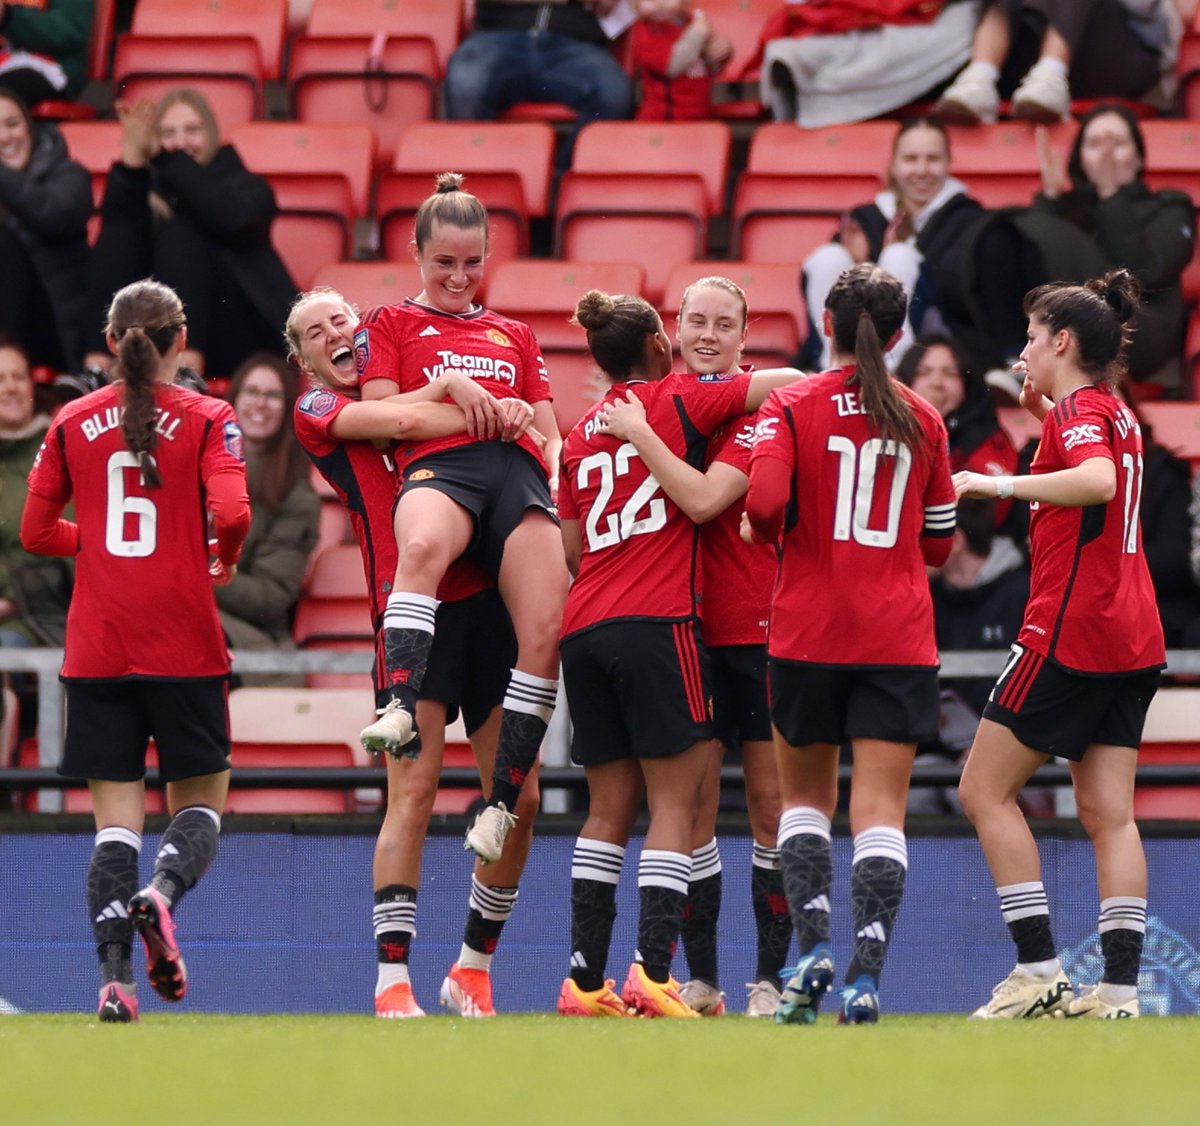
991, 0, 1162, 100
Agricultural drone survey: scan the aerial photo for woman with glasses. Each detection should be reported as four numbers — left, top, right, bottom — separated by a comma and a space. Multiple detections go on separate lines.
215, 352, 319, 665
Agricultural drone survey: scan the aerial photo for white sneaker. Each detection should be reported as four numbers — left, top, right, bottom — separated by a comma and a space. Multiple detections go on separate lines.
464, 803, 517, 863
360, 698, 418, 760
1012, 65, 1070, 123
970, 966, 1074, 1020
678, 979, 726, 1016
744, 979, 782, 1019
935, 65, 999, 125
1067, 983, 1139, 1019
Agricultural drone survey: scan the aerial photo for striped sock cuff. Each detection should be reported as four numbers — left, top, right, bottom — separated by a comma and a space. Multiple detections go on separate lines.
690, 838, 721, 881
175, 804, 222, 831
852, 826, 907, 870
469, 876, 519, 923
95, 826, 143, 852
998, 880, 1050, 923
1098, 896, 1147, 935
503, 669, 558, 723
571, 838, 625, 885
382, 591, 439, 633
751, 842, 781, 871
778, 805, 831, 847
638, 849, 692, 896
373, 899, 417, 939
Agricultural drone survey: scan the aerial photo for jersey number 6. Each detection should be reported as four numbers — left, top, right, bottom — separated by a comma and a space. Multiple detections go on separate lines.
106, 451, 159, 557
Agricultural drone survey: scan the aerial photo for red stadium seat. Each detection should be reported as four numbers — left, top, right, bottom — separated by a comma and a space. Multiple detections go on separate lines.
227, 122, 376, 289
226, 686, 378, 813
311, 261, 423, 315
294, 543, 373, 648
60, 121, 122, 241
732, 121, 897, 260
112, 36, 264, 128
542, 349, 610, 435
304, 0, 464, 75
130, 0, 287, 80
556, 174, 708, 305
1133, 689, 1200, 819
944, 121, 1073, 208
393, 121, 556, 217
661, 260, 807, 363
486, 260, 646, 351
570, 120, 731, 216
288, 36, 437, 171
705, 0, 778, 119
1141, 119, 1200, 205
1141, 402, 1200, 470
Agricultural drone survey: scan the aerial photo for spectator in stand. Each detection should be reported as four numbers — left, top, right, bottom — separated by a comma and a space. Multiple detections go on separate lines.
800, 119, 1030, 378
443, 1, 635, 167
0, 337, 63, 650
1028, 105, 1195, 397
935, 1, 1188, 125
898, 333, 1019, 531
913, 498, 1030, 815
84, 91, 297, 379
1130, 400, 1200, 648
0, 86, 90, 373
0, 0, 93, 105
629, 0, 732, 121
214, 353, 319, 666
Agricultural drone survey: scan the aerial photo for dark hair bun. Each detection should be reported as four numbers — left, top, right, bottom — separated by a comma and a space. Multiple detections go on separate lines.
573, 289, 615, 331
1088, 268, 1141, 325
435, 171, 465, 194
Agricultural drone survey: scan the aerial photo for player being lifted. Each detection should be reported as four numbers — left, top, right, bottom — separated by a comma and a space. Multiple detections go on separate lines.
743, 264, 956, 1024
957, 270, 1164, 1021
356, 174, 567, 868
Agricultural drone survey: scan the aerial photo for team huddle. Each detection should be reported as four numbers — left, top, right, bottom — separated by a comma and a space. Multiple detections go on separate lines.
24, 174, 1164, 1024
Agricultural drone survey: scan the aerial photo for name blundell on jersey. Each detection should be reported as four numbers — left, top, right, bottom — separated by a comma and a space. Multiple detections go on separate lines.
79, 405, 184, 443
422, 349, 517, 387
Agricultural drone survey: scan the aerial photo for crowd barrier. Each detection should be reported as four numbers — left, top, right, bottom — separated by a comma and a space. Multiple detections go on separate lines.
2, 829, 1198, 1016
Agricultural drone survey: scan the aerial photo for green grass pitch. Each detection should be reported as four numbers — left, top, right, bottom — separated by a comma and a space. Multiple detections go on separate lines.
3, 1013, 1196, 1124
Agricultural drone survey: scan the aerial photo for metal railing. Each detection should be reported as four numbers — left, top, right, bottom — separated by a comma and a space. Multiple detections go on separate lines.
2, 648, 1198, 809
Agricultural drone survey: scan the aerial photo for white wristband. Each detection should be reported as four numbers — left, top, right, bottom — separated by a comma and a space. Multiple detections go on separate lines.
995, 476, 1014, 500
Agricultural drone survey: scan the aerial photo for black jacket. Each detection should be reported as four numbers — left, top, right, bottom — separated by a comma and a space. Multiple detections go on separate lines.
87, 144, 296, 355
0, 123, 91, 369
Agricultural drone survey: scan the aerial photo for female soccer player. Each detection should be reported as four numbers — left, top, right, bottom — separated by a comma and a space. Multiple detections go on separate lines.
288, 287, 541, 1019
356, 174, 567, 867
743, 263, 957, 1024
595, 276, 794, 1018
556, 289, 799, 1019
20, 279, 252, 1022
956, 270, 1164, 1021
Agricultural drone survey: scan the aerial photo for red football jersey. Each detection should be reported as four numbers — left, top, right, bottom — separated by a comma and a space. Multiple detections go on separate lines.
1018, 385, 1165, 674
26, 384, 245, 679
354, 299, 552, 475
293, 386, 491, 629
559, 371, 751, 639
751, 367, 956, 667
631, 18, 713, 121
699, 413, 775, 647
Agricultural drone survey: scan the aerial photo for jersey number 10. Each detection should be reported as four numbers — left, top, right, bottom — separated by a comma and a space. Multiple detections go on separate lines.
826, 436, 912, 549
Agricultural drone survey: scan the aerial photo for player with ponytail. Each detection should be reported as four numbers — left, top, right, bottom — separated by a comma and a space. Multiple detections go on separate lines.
743, 263, 957, 1024
21, 279, 251, 1022
956, 269, 1164, 1020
